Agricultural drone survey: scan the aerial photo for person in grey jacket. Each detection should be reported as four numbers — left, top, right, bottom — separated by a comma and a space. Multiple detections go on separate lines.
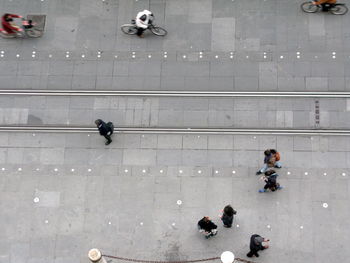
247, 234, 269, 257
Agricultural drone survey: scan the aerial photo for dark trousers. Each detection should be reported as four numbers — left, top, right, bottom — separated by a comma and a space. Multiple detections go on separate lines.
104, 134, 112, 143
137, 27, 145, 36
321, 3, 335, 11
247, 250, 259, 257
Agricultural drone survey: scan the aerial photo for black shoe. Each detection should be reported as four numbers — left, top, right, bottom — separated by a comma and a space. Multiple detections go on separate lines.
274, 165, 282, 168
105, 140, 112, 145
256, 171, 262, 175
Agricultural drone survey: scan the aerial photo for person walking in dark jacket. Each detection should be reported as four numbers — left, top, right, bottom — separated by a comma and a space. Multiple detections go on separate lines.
197, 216, 218, 239
259, 170, 283, 193
247, 234, 269, 257
95, 119, 114, 145
221, 205, 237, 228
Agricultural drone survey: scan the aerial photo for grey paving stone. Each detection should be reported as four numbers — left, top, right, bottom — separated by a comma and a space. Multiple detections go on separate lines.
64, 148, 90, 165
16, 76, 41, 89
0, 148, 6, 163
96, 76, 113, 90
308, 15, 325, 37
210, 76, 235, 91
278, 77, 306, 91
0, 61, 18, 76
233, 150, 260, 167
18, 61, 43, 76
157, 135, 182, 149
328, 77, 345, 91
10, 243, 29, 263
188, 0, 212, 23
96, 60, 114, 76
49, 61, 74, 76
156, 150, 182, 166
182, 135, 208, 150
293, 61, 311, 77
158, 110, 184, 126
160, 76, 185, 90
22, 148, 41, 164
71, 75, 96, 90
181, 98, 209, 111
0, 76, 17, 89
183, 111, 208, 127
212, 18, 235, 51
182, 150, 208, 166
184, 76, 211, 90
210, 62, 234, 77
234, 77, 259, 91
208, 135, 234, 150
6, 148, 24, 164
40, 148, 64, 165
207, 150, 233, 166
305, 77, 328, 91
47, 75, 73, 89
234, 110, 259, 127
259, 62, 278, 90
234, 62, 259, 77
123, 149, 156, 165
186, 23, 212, 51
129, 61, 162, 77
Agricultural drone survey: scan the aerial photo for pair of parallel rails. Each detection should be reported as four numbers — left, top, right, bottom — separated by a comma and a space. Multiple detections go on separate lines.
1, 90, 349, 135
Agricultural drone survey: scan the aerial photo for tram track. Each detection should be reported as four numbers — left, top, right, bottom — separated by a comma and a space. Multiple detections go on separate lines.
0, 90, 350, 98
0, 126, 349, 135
1, 90, 349, 135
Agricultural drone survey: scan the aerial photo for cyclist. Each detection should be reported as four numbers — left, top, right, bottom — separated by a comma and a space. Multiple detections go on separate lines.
312, 0, 337, 11
135, 10, 154, 37
1, 13, 23, 34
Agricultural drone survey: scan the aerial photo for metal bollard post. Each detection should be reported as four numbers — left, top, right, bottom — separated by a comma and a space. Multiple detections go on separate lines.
88, 249, 107, 263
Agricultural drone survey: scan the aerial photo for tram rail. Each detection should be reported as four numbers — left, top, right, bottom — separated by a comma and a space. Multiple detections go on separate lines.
0, 90, 350, 98
0, 126, 350, 135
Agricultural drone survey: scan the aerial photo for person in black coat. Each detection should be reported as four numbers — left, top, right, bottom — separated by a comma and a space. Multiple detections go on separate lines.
247, 234, 269, 257
197, 216, 218, 239
95, 119, 114, 145
221, 205, 237, 228
259, 170, 283, 193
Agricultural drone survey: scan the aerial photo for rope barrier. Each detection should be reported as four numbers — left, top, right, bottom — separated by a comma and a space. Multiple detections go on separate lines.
102, 255, 256, 263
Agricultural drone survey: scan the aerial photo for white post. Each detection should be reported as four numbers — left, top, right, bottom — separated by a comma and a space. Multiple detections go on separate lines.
220, 251, 235, 263
88, 249, 107, 263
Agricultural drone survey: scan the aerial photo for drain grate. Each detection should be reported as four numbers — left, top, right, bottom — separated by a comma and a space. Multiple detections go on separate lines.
315, 100, 320, 127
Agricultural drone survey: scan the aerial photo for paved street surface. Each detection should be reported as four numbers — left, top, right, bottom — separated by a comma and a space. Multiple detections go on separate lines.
0, 1, 350, 263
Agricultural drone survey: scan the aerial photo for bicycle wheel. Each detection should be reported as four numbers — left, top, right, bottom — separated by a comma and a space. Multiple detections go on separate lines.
330, 4, 348, 15
121, 24, 138, 35
301, 2, 319, 13
25, 29, 42, 38
150, 26, 167, 36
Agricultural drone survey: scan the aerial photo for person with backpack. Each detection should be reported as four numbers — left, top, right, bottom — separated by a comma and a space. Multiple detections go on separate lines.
197, 216, 218, 239
259, 170, 283, 193
95, 119, 114, 145
256, 149, 282, 175
220, 205, 237, 228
